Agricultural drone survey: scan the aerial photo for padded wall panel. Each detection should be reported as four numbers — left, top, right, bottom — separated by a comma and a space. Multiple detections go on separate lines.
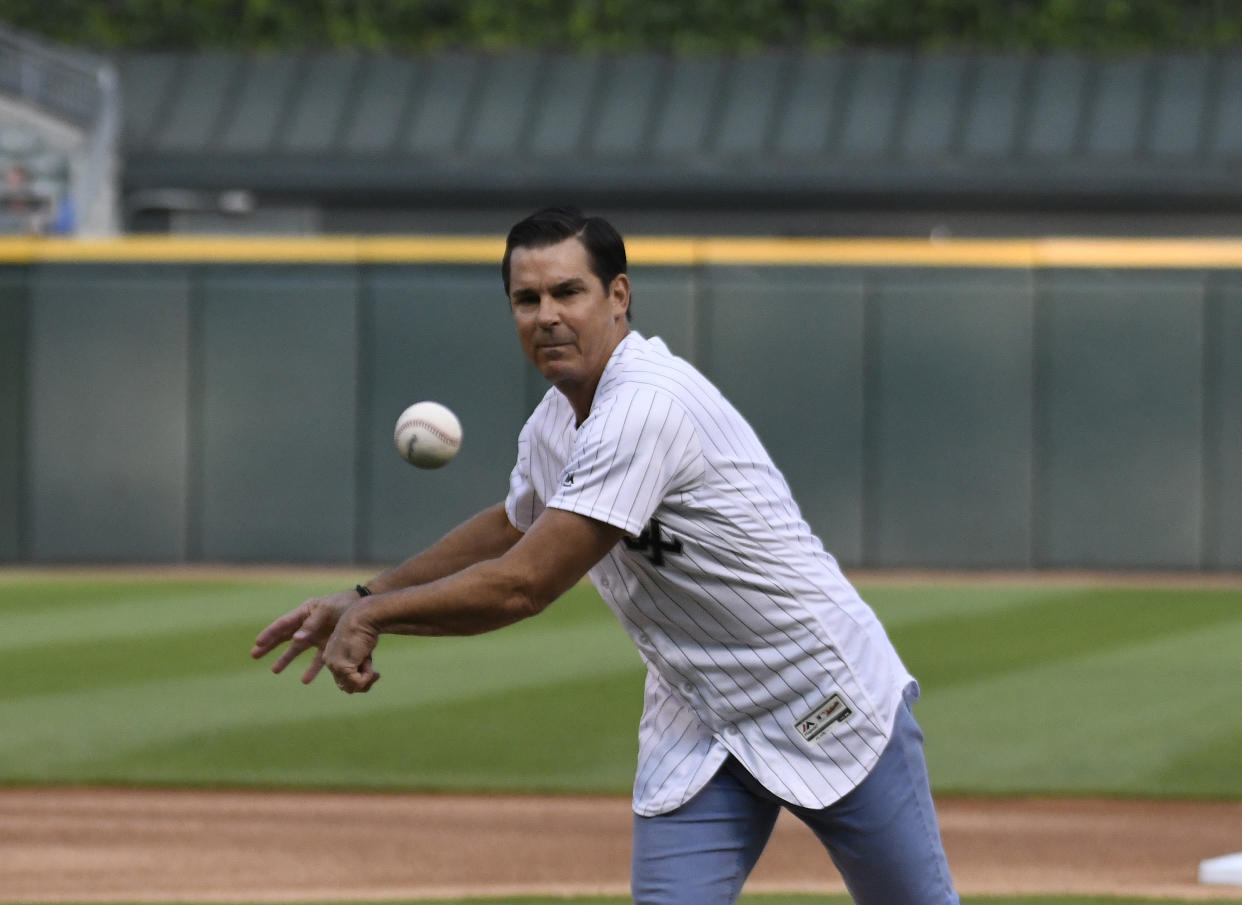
869, 271, 1034, 567
701, 269, 866, 564
629, 266, 698, 363
0, 271, 26, 560
1206, 278, 1242, 569
361, 267, 528, 562
1035, 271, 1204, 568
197, 267, 358, 561
27, 266, 191, 561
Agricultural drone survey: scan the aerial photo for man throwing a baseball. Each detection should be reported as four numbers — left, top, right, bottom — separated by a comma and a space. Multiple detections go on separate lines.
252, 207, 960, 905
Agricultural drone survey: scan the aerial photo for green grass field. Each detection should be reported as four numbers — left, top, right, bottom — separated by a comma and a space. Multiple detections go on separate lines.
4, 570, 1242, 905
3, 570, 1239, 799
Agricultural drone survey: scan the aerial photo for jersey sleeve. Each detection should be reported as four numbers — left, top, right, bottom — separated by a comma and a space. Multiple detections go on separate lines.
504, 422, 539, 533
547, 387, 702, 536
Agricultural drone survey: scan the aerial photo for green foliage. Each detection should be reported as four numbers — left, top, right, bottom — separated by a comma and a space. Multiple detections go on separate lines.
2, 0, 1242, 51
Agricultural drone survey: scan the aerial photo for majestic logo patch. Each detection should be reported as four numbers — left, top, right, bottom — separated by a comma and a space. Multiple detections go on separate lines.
562, 472, 574, 486
795, 693, 853, 744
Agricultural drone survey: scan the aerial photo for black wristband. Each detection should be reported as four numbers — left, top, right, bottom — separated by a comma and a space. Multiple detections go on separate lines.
355, 583, 373, 597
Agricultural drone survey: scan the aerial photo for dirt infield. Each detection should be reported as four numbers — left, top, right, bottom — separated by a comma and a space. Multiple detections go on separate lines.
4, 787, 1242, 902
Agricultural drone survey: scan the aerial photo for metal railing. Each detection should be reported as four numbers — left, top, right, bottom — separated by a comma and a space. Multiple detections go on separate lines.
0, 23, 119, 234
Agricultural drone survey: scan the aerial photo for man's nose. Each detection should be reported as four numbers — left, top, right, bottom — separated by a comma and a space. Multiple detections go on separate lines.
536, 296, 561, 325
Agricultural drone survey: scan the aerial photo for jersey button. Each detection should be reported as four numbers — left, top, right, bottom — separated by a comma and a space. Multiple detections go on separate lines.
681, 682, 695, 695
637, 633, 650, 645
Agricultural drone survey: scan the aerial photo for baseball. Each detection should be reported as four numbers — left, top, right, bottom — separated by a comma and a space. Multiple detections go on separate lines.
393, 401, 462, 469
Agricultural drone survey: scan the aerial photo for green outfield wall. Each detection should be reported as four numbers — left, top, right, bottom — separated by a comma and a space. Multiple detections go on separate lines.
1, 236, 1239, 569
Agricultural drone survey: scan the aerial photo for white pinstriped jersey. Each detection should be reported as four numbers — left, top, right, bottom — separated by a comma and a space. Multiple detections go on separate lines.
505, 332, 915, 817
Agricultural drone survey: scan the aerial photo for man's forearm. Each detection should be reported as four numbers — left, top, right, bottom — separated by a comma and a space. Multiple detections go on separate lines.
363, 502, 522, 594
343, 507, 624, 640
357, 555, 540, 638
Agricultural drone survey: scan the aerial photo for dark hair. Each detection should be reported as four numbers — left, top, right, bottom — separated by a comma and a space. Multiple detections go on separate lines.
502, 206, 631, 319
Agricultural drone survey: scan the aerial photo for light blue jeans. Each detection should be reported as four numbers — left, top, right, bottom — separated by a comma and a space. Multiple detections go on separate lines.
631, 692, 959, 905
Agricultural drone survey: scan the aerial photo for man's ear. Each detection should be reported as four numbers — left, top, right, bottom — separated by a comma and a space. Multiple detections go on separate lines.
609, 273, 631, 319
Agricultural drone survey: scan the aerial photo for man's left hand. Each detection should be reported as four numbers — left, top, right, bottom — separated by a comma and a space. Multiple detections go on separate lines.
324, 608, 382, 693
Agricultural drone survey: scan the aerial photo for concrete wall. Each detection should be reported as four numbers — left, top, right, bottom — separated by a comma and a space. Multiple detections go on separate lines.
2, 249, 1239, 570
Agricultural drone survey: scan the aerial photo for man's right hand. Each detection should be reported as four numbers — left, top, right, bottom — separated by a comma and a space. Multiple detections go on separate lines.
250, 588, 364, 684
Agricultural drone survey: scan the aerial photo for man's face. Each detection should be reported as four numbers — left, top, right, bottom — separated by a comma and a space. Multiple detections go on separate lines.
507, 237, 629, 392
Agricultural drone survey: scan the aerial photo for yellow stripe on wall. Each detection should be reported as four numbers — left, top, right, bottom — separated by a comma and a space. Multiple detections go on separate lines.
1031, 238, 1242, 269
687, 237, 1038, 268
0, 236, 506, 264
2, 235, 1242, 268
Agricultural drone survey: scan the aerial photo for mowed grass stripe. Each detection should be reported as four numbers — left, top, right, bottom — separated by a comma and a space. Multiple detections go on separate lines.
921, 616, 1242, 797
4, 576, 1240, 800
0, 577, 233, 612
860, 584, 1073, 628
0, 620, 638, 762
82, 670, 644, 792
0, 586, 641, 783
1151, 719, 1242, 795
0, 582, 337, 649
884, 588, 1242, 690
2, 578, 627, 695
7, 623, 265, 697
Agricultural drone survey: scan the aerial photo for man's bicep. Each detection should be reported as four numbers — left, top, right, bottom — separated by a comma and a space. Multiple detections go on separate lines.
505, 507, 625, 607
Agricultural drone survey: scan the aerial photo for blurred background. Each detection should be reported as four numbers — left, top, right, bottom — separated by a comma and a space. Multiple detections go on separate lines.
1, 1, 1240, 571
6, 0, 1242, 237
